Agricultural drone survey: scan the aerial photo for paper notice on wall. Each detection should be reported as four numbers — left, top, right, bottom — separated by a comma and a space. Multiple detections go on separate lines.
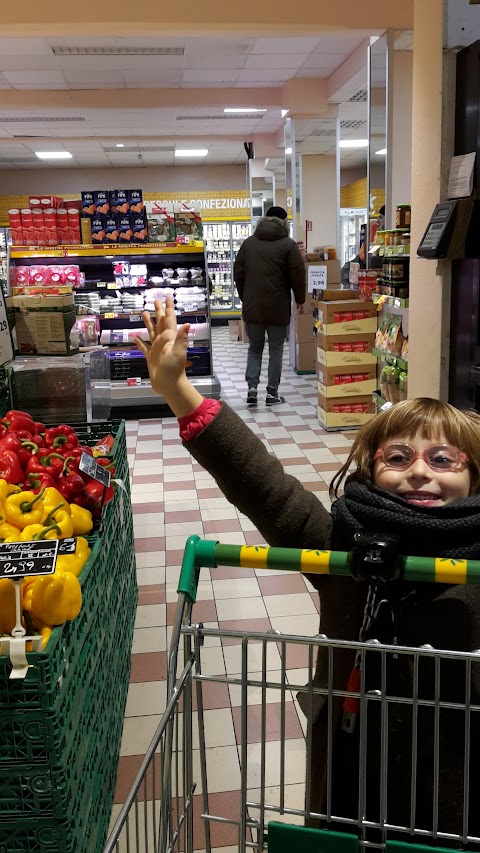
447, 152, 476, 198
307, 265, 327, 293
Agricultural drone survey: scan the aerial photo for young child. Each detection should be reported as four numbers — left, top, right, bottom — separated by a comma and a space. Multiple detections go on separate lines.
136, 297, 480, 841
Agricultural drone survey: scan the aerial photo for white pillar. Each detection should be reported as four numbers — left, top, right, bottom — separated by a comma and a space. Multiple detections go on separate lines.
301, 154, 338, 254
390, 50, 413, 224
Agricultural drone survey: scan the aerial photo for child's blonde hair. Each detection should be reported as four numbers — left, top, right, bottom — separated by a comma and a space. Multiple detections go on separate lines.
330, 398, 480, 498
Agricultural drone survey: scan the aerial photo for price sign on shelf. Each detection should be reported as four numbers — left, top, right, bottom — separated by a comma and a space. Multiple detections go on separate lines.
0, 540, 59, 580
307, 265, 327, 293
79, 452, 111, 487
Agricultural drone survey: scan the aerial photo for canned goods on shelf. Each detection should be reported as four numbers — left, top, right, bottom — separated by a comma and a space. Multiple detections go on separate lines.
396, 204, 411, 229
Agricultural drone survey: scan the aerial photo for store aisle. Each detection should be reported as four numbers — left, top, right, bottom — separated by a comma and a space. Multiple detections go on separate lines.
111, 327, 355, 851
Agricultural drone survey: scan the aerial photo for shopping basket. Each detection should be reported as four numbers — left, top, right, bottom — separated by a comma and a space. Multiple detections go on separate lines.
104, 536, 480, 853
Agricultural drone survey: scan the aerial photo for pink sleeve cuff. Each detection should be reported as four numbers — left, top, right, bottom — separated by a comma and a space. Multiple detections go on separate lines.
179, 397, 222, 442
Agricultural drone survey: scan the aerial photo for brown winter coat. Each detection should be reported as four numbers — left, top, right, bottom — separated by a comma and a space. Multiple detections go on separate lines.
234, 216, 306, 326
184, 402, 480, 837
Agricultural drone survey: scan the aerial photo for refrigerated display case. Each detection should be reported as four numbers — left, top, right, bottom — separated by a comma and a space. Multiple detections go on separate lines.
0, 227, 10, 295
204, 220, 251, 316
340, 208, 367, 265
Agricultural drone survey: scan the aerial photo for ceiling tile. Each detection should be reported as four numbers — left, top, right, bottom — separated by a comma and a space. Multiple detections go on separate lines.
0, 38, 52, 56
252, 37, 321, 54
244, 54, 307, 70
237, 69, 293, 83
3, 70, 67, 88
300, 53, 345, 70
184, 54, 245, 70
182, 69, 239, 83
0, 56, 61, 72
123, 70, 182, 84
63, 69, 121, 84
313, 35, 364, 54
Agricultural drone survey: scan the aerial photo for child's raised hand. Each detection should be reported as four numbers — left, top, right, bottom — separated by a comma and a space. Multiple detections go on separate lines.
135, 297, 190, 398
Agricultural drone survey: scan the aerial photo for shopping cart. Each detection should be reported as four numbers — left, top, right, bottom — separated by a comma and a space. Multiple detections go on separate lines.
104, 536, 480, 853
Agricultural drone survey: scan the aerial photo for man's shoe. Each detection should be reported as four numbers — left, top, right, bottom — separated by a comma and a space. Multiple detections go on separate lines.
266, 392, 286, 406
246, 388, 258, 406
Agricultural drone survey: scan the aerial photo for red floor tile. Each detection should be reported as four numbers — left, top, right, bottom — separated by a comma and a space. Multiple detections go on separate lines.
132, 474, 163, 485
164, 480, 195, 491
202, 519, 242, 535
114, 754, 161, 804
192, 791, 242, 850
135, 452, 164, 460
130, 651, 167, 682
165, 510, 202, 523
137, 584, 166, 605
256, 574, 308, 596
209, 564, 254, 580
135, 536, 166, 553
219, 616, 271, 646
166, 598, 217, 626
133, 501, 164, 514
195, 487, 224, 498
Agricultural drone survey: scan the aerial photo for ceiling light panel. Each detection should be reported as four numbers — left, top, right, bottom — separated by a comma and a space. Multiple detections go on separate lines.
103, 145, 175, 153
52, 46, 184, 55
0, 116, 85, 122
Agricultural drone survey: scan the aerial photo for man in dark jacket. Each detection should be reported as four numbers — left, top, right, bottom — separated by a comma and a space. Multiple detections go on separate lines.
234, 206, 306, 406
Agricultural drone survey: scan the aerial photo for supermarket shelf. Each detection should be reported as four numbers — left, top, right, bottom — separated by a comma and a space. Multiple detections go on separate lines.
373, 390, 389, 407
10, 243, 204, 259
93, 310, 207, 320
372, 348, 408, 370
370, 246, 410, 258
372, 293, 409, 309
211, 309, 241, 318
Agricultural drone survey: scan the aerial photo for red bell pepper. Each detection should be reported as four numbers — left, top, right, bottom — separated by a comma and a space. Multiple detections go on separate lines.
0, 450, 24, 484
1, 411, 35, 434
91, 434, 115, 457
85, 479, 115, 518
14, 429, 44, 447
44, 425, 79, 452
0, 424, 7, 440
56, 469, 87, 504
26, 472, 56, 493
95, 457, 116, 477
34, 422, 46, 435
62, 445, 94, 474
0, 434, 37, 469
26, 451, 66, 481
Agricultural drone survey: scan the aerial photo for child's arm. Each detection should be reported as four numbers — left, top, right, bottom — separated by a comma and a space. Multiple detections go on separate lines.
135, 297, 203, 417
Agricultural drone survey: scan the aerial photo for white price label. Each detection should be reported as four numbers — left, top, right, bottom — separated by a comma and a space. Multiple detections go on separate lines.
307, 265, 327, 293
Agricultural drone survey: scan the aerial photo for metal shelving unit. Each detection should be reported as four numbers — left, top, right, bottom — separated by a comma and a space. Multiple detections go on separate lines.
204, 220, 251, 317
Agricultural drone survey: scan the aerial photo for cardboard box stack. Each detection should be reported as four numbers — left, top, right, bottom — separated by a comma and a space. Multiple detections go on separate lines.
290, 259, 341, 374
314, 299, 378, 430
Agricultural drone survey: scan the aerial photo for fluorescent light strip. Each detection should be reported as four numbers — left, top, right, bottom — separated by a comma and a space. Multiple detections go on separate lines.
35, 151, 73, 160
174, 149, 208, 157
339, 139, 369, 149
285, 147, 292, 155
224, 108, 266, 114
376, 148, 387, 155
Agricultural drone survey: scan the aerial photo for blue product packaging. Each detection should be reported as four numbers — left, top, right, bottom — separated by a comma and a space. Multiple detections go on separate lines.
91, 215, 107, 244
105, 216, 119, 244
127, 189, 144, 214
116, 214, 133, 244
81, 191, 95, 217
94, 190, 110, 215
130, 211, 148, 243
114, 189, 129, 214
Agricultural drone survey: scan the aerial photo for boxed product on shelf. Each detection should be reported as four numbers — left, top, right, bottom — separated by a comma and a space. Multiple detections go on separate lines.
117, 214, 133, 243
316, 332, 377, 367
317, 363, 377, 398
29, 195, 63, 209
8, 293, 79, 356
128, 189, 144, 213
105, 215, 119, 244
67, 207, 81, 244
315, 299, 377, 336
8, 208, 23, 244
31, 208, 46, 246
147, 204, 176, 243
44, 208, 59, 245
174, 204, 203, 242
114, 189, 129, 214
358, 270, 380, 302
318, 391, 375, 430
56, 208, 70, 244
91, 215, 106, 244
20, 208, 35, 245
81, 191, 96, 217
94, 190, 109, 215
314, 287, 358, 303
375, 313, 406, 355
130, 211, 148, 243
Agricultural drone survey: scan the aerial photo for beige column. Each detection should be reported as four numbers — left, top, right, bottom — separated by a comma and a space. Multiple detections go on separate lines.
390, 50, 413, 222
301, 155, 338, 253
408, 0, 450, 399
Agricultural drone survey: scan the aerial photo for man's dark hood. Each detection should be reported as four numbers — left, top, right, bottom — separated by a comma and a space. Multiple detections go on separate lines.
254, 216, 289, 241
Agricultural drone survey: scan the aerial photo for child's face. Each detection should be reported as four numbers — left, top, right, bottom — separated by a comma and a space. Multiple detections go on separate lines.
373, 431, 471, 507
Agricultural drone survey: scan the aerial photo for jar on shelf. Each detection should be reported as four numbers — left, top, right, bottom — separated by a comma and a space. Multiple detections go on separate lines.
376, 230, 386, 247
384, 230, 395, 247
396, 204, 411, 229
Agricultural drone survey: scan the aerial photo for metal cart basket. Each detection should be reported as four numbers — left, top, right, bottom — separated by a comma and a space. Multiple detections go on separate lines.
104, 537, 480, 853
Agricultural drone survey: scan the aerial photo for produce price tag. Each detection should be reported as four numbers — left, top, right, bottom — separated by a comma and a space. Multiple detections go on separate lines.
107, 283, 117, 290
129, 315, 141, 322
307, 265, 327, 292
104, 313, 115, 319
79, 452, 111, 487
0, 540, 59, 579
58, 538, 76, 555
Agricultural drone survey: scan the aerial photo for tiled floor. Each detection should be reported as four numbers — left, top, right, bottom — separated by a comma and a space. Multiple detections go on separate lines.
111, 327, 355, 851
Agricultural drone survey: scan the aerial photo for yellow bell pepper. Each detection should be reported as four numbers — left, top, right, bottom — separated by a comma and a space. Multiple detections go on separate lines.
4, 488, 46, 529
0, 480, 21, 504
0, 577, 17, 634
30, 571, 82, 626
56, 537, 91, 578
69, 505, 93, 536
43, 504, 73, 539
0, 522, 21, 541
40, 625, 53, 650
20, 523, 61, 542
40, 487, 68, 512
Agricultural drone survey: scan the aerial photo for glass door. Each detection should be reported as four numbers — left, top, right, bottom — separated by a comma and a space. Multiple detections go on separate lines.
204, 221, 233, 312
232, 221, 251, 310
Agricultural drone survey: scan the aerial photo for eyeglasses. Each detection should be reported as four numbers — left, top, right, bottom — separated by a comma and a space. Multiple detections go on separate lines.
373, 443, 469, 472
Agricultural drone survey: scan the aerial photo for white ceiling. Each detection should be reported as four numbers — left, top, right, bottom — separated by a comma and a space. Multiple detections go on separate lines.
0, 32, 388, 169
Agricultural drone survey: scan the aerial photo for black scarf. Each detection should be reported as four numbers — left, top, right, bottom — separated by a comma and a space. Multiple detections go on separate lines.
331, 478, 480, 560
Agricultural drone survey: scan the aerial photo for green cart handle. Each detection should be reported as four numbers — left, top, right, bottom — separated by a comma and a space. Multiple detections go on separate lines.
177, 535, 480, 604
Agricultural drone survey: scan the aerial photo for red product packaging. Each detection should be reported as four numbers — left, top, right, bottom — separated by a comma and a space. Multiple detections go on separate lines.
20, 208, 35, 245
29, 195, 63, 209
63, 265, 80, 286
351, 403, 369, 413
336, 375, 352, 385
67, 207, 81, 243
46, 265, 66, 285
334, 310, 353, 323
44, 209, 59, 246
29, 265, 48, 285
352, 311, 369, 321
56, 209, 69, 244
31, 208, 46, 246
8, 209, 23, 245
11, 266, 30, 286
